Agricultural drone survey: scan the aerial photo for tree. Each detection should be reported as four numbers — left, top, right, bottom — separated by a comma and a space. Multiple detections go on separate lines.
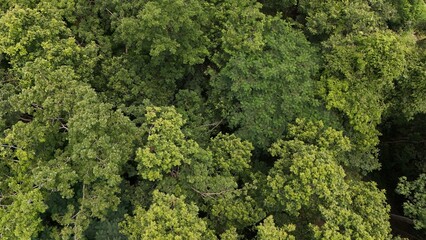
0, 187, 46, 239
387, 0, 426, 30
120, 190, 214, 240
261, 0, 393, 37
207, 0, 266, 67
320, 30, 407, 172
133, 106, 264, 233
397, 174, 426, 231
265, 119, 391, 239
0, 0, 421, 238
135, 106, 199, 181
256, 216, 295, 240
211, 17, 320, 148
0, 59, 137, 238
0, 2, 98, 81
110, 0, 210, 106
390, 33, 426, 118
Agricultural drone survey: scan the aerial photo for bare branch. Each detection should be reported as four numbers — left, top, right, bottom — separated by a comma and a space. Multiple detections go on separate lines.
191, 187, 236, 199
19, 116, 32, 122
105, 8, 113, 16
31, 103, 44, 110
1, 144, 18, 149
60, 122, 69, 131
207, 119, 224, 133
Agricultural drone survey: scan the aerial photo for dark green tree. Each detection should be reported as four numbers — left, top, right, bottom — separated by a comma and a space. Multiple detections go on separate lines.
211, 17, 320, 148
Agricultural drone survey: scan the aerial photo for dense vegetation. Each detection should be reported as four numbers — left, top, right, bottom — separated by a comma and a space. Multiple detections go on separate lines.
0, 0, 425, 239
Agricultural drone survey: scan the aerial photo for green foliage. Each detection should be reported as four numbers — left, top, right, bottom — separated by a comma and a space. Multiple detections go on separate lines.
0, 3, 98, 82
265, 119, 391, 239
256, 216, 295, 240
0, 4, 69, 65
287, 119, 351, 162
301, 0, 392, 36
219, 227, 239, 240
175, 89, 215, 145
0, 82, 19, 135
136, 106, 199, 181
311, 181, 391, 239
84, 205, 132, 240
397, 174, 426, 230
187, 134, 263, 231
212, 17, 319, 148
111, 0, 210, 106
208, 133, 252, 174
0, 0, 423, 238
209, 0, 266, 66
120, 190, 214, 240
391, 34, 426, 118
0, 188, 47, 239
266, 139, 348, 217
320, 30, 407, 171
209, 185, 265, 230
131, 106, 264, 233
261, 0, 393, 36
388, 0, 426, 29
0, 58, 136, 238
116, 0, 209, 65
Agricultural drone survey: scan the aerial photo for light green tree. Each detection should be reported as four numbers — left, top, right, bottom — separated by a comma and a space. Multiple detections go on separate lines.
135, 106, 199, 181
256, 216, 295, 240
0, 3, 98, 82
0, 187, 47, 239
320, 30, 407, 172
265, 119, 392, 239
0, 59, 136, 238
120, 190, 214, 240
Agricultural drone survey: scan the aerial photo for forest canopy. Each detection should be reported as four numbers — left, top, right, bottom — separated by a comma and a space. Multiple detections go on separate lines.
0, 0, 425, 239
